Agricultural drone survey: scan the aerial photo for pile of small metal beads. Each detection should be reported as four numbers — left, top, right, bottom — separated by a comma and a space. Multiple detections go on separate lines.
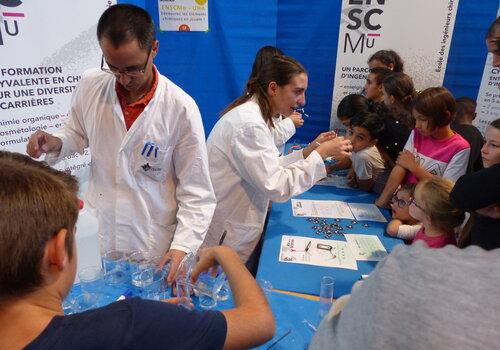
307, 217, 370, 239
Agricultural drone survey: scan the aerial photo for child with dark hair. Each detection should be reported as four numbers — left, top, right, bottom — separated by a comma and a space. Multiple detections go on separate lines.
381, 72, 416, 128
409, 177, 464, 248
451, 97, 483, 173
376, 87, 470, 207
363, 67, 393, 104
336, 93, 369, 128
346, 112, 387, 192
368, 49, 404, 72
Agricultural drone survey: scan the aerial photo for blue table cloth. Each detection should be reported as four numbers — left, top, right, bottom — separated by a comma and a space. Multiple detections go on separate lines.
254, 292, 320, 350
257, 185, 403, 297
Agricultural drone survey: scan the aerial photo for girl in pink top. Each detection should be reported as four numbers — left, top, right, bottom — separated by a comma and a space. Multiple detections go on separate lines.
409, 177, 464, 248
376, 87, 470, 207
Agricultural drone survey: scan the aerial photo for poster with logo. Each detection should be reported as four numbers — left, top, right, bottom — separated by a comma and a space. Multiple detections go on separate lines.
474, 4, 500, 135
330, 0, 459, 128
0, 0, 114, 179
158, 0, 208, 32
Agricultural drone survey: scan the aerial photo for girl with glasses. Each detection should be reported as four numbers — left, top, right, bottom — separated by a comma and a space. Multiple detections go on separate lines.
408, 177, 464, 248
386, 183, 421, 241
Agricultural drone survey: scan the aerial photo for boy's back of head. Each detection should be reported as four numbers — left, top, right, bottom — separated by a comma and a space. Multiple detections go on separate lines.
0, 152, 79, 302
454, 97, 477, 124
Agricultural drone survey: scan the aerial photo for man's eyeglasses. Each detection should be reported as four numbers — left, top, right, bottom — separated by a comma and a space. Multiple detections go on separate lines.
101, 49, 151, 77
390, 194, 409, 208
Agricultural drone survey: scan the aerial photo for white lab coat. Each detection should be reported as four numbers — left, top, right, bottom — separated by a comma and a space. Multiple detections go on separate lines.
46, 68, 216, 257
271, 116, 296, 154
202, 97, 326, 261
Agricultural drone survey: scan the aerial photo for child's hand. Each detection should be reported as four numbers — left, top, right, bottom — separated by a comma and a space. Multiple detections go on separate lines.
287, 112, 304, 128
347, 169, 357, 187
346, 168, 355, 179
396, 150, 417, 172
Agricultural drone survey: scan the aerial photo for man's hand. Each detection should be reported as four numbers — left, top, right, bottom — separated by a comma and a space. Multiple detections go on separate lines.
287, 112, 304, 128
160, 249, 187, 284
26, 130, 62, 158
190, 247, 224, 282
162, 296, 193, 308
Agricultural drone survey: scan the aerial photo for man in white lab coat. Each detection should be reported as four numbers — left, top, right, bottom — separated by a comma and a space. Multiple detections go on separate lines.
26, 4, 215, 282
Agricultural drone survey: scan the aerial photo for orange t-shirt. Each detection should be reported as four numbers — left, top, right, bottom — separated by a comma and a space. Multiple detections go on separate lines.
115, 67, 159, 130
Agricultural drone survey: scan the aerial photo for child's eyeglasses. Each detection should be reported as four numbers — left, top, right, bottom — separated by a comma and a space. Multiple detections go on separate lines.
390, 194, 409, 208
409, 197, 424, 211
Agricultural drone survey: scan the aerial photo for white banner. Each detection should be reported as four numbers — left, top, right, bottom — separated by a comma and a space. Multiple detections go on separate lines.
158, 0, 209, 32
474, 4, 500, 135
0, 0, 115, 278
330, 0, 459, 128
0, 0, 114, 179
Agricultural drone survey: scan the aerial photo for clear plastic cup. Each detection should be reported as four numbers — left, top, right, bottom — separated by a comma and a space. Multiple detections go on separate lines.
71, 292, 101, 313
128, 251, 169, 299
319, 276, 334, 320
78, 266, 104, 295
217, 279, 231, 301
102, 250, 129, 285
193, 272, 220, 309
175, 278, 195, 310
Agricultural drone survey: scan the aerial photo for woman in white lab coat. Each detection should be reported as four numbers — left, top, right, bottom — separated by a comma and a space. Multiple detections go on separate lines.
202, 55, 352, 261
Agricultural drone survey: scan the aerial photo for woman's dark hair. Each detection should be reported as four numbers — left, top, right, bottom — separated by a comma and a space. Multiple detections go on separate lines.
413, 87, 456, 129
249, 46, 284, 80
368, 50, 404, 72
337, 94, 369, 120
221, 55, 306, 126
97, 4, 155, 51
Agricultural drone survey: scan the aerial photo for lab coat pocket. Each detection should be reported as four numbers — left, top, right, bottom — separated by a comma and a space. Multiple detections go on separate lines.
136, 145, 173, 183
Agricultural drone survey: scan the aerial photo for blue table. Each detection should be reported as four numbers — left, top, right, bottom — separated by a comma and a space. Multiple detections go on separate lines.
68, 281, 319, 349
257, 185, 403, 297
254, 291, 319, 350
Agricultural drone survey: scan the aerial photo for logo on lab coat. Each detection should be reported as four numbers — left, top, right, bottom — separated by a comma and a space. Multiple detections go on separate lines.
141, 162, 161, 172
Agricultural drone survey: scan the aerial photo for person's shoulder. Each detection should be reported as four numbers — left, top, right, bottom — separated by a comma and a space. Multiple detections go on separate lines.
353, 147, 372, 161
79, 68, 113, 85
356, 146, 380, 162
225, 100, 265, 127
157, 73, 197, 107
449, 131, 471, 150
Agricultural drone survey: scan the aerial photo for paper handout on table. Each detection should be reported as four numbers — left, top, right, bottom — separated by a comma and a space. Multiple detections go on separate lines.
291, 199, 355, 219
291, 199, 387, 222
279, 235, 358, 270
347, 202, 387, 223
344, 234, 388, 261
